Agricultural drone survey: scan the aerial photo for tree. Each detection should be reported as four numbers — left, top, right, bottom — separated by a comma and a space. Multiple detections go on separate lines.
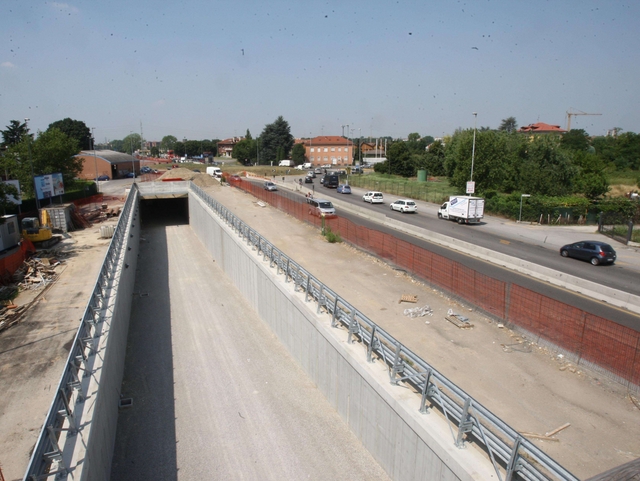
498, 117, 518, 133
150, 146, 160, 157
1, 129, 83, 198
259, 116, 294, 164
423, 140, 446, 176
109, 139, 125, 152
161, 135, 177, 152
291, 143, 306, 164
517, 136, 576, 196
122, 133, 142, 155
0, 182, 19, 216
245, 129, 253, 141
231, 138, 256, 165
47, 118, 91, 150
407, 133, 421, 142
560, 129, 590, 152
572, 151, 609, 199
1, 120, 31, 148
387, 141, 414, 177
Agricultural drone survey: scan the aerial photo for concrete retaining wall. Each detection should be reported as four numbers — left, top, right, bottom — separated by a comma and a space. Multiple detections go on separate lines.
189, 192, 495, 481
78, 201, 141, 480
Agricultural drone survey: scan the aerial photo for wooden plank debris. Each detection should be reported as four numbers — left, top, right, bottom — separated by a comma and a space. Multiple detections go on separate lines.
399, 294, 418, 304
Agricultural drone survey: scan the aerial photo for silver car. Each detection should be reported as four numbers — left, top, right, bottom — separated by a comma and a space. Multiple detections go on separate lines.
264, 181, 278, 191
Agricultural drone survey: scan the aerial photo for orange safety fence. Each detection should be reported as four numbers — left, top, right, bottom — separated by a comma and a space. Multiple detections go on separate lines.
229, 178, 640, 387
73, 194, 104, 207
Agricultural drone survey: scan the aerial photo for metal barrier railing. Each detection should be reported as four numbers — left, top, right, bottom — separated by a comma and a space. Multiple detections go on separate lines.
23, 185, 139, 480
191, 183, 579, 481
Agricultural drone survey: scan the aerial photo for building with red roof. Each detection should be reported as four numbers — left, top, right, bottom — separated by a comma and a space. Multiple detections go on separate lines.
302, 136, 354, 167
518, 122, 567, 134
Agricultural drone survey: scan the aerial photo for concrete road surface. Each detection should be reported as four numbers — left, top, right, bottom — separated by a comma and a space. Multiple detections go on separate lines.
110, 213, 390, 480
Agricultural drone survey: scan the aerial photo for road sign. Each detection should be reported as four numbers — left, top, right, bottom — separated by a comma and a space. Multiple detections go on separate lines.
466, 181, 475, 194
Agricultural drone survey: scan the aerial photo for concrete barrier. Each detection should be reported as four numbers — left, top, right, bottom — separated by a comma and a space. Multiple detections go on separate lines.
189, 191, 496, 481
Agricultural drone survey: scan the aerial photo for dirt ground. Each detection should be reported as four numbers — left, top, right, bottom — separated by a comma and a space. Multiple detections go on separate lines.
203, 182, 640, 480
0, 207, 121, 481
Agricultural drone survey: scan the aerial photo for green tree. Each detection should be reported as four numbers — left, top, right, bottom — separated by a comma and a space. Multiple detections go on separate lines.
407, 132, 421, 142
572, 151, 609, 199
1, 120, 31, 148
122, 133, 142, 155
517, 136, 576, 196
423, 140, 446, 176
47, 118, 91, 150
560, 129, 590, 152
231, 138, 257, 165
108, 139, 124, 152
150, 146, 160, 157
291, 143, 306, 164
387, 141, 414, 177
498, 117, 518, 133
245, 129, 253, 141
1, 129, 83, 198
260, 116, 294, 164
161, 135, 177, 152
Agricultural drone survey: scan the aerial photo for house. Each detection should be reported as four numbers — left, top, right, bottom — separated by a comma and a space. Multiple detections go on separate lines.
74, 150, 139, 180
518, 122, 567, 134
303, 136, 354, 167
360, 140, 386, 160
217, 137, 244, 158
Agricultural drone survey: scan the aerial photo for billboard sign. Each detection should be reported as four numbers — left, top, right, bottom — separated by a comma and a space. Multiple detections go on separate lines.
2, 180, 21, 205
34, 173, 65, 201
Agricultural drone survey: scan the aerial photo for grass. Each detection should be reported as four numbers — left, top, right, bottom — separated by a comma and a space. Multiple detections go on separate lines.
347, 173, 458, 203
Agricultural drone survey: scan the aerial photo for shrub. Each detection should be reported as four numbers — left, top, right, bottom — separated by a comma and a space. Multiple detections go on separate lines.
324, 226, 342, 243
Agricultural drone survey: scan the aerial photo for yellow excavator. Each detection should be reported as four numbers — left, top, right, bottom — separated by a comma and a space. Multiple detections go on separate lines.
21, 210, 61, 248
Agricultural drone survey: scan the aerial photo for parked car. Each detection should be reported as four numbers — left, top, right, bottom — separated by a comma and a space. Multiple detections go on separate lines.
97, 175, 110, 181
125, 172, 136, 178
336, 184, 351, 194
228, 174, 242, 181
362, 191, 384, 204
314, 167, 324, 174
264, 181, 277, 191
390, 199, 417, 213
193, 169, 201, 173
304, 176, 314, 183
559, 241, 616, 265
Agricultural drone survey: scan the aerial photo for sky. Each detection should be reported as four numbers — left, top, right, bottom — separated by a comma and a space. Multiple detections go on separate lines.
1, 0, 639, 144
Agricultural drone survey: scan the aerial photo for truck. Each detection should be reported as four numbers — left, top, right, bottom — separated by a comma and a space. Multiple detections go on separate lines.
322, 174, 339, 188
206, 166, 222, 178
278, 160, 292, 167
438, 196, 485, 224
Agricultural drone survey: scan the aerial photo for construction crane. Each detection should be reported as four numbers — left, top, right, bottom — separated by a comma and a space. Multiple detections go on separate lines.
566, 108, 602, 131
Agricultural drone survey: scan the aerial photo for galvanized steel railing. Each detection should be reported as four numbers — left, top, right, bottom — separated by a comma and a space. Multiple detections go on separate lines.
191, 183, 578, 481
23, 185, 139, 480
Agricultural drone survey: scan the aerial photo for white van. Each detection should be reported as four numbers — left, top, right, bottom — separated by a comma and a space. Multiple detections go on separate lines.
278, 160, 292, 167
206, 166, 222, 178
302, 162, 311, 169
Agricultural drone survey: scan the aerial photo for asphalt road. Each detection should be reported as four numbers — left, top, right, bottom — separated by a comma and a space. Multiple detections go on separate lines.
110, 209, 391, 481
248, 178, 640, 331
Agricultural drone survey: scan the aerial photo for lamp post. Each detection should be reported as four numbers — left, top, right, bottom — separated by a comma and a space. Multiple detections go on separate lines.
92, 127, 98, 190
130, 131, 136, 182
470, 112, 477, 183
24, 118, 39, 209
519, 194, 530, 223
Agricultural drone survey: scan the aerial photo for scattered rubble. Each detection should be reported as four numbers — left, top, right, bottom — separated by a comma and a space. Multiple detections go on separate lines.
403, 305, 433, 318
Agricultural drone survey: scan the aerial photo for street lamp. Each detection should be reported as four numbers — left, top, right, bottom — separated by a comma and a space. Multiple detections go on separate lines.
519, 194, 531, 223
470, 112, 477, 182
130, 131, 136, 182
24, 118, 39, 209
92, 127, 98, 190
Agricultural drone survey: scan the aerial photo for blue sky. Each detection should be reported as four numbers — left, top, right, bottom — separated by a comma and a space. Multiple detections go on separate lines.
1, 0, 639, 143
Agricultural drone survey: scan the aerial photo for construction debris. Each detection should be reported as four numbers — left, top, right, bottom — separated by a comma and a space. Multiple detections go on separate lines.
545, 423, 571, 437
13, 255, 64, 290
403, 305, 433, 318
398, 294, 418, 304
446, 309, 474, 329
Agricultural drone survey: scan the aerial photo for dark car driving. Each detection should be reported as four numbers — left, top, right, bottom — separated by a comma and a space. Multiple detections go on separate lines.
559, 240, 616, 266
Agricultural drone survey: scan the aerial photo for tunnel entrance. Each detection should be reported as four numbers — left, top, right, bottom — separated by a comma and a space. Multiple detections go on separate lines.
140, 197, 189, 227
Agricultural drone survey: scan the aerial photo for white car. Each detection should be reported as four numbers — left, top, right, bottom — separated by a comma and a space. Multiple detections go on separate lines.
390, 199, 417, 213
362, 191, 384, 204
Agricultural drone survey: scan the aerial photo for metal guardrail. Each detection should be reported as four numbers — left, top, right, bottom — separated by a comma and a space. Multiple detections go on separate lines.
191, 183, 579, 481
23, 185, 139, 480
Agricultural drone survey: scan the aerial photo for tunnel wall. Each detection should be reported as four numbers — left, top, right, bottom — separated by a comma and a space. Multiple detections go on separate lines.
188, 191, 494, 481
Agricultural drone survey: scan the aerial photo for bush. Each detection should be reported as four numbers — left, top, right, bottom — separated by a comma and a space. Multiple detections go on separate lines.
323, 226, 342, 243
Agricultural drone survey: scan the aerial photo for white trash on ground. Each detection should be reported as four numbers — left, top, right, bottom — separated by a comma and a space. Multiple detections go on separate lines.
404, 305, 433, 318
